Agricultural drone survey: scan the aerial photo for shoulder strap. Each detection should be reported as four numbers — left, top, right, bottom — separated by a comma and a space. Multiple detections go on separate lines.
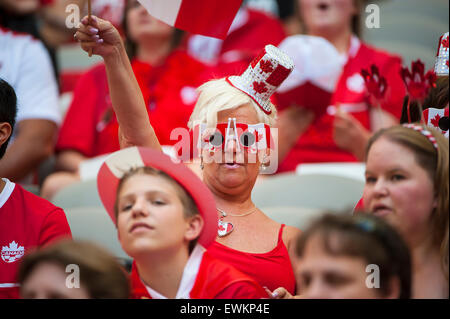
277, 224, 286, 244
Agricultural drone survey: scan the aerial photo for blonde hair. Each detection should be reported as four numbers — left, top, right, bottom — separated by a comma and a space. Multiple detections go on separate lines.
366, 125, 449, 280
188, 78, 277, 129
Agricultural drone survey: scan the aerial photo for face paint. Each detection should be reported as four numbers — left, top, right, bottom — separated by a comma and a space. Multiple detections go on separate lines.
196, 118, 271, 154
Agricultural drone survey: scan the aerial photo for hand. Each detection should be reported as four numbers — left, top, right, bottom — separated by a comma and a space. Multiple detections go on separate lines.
74, 15, 123, 58
263, 287, 295, 299
333, 109, 370, 161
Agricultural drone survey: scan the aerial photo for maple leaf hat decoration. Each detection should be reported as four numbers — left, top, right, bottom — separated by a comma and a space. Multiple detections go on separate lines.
226, 44, 295, 115
435, 32, 449, 76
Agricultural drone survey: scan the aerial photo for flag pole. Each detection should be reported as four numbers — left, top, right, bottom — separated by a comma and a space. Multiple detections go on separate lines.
88, 0, 93, 57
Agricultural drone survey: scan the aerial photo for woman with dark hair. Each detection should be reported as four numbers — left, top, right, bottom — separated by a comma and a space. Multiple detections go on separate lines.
19, 240, 130, 299
275, 0, 406, 171
363, 124, 449, 298
296, 213, 411, 299
264, 213, 411, 299
42, 0, 206, 200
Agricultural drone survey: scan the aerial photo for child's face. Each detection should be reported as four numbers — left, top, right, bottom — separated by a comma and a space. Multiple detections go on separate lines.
116, 173, 191, 257
296, 234, 382, 299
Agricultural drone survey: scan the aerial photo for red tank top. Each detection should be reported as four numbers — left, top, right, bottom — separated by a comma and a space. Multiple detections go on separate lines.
208, 224, 297, 295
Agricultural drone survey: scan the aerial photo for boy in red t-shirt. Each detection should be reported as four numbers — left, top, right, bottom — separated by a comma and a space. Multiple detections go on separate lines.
0, 79, 72, 299
97, 147, 267, 299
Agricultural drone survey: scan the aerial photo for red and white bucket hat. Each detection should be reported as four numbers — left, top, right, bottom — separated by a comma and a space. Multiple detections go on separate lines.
97, 147, 218, 248
226, 44, 294, 115
435, 32, 449, 76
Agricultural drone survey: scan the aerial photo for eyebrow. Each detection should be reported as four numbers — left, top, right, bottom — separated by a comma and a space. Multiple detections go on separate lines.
365, 167, 407, 176
118, 190, 169, 202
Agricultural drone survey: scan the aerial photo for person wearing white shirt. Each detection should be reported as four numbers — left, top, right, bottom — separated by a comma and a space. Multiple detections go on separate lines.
0, 26, 61, 183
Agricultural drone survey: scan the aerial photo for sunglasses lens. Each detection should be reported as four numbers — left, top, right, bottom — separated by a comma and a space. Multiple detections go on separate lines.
240, 132, 256, 147
438, 116, 449, 132
210, 132, 224, 147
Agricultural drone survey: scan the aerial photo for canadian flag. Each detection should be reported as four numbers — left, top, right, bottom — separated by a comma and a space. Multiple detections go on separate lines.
423, 107, 449, 138
137, 0, 242, 39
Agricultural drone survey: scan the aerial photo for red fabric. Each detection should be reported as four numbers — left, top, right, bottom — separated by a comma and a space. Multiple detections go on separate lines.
353, 197, 365, 214
130, 251, 266, 299
59, 70, 84, 94
40, 0, 54, 6
174, 0, 242, 39
207, 224, 296, 295
197, 9, 287, 81
0, 183, 72, 299
56, 50, 206, 157
277, 42, 405, 173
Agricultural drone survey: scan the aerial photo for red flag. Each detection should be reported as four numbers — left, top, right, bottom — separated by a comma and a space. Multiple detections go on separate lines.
137, 0, 242, 39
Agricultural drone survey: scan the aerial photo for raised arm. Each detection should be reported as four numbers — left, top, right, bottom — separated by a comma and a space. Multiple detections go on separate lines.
75, 16, 162, 151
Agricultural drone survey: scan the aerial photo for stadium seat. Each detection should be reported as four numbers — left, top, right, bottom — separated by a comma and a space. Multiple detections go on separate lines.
252, 173, 364, 211
262, 206, 329, 230
52, 179, 102, 209
296, 162, 366, 182
64, 206, 131, 266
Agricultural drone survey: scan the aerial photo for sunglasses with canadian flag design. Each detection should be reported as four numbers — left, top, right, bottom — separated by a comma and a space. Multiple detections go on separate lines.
195, 118, 272, 154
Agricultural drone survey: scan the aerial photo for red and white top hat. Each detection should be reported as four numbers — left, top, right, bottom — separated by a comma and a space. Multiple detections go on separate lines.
435, 32, 449, 76
226, 44, 294, 115
97, 147, 218, 248
423, 107, 449, 138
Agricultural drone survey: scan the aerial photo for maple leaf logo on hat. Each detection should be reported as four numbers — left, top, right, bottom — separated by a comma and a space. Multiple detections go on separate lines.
253, 81, 268, 94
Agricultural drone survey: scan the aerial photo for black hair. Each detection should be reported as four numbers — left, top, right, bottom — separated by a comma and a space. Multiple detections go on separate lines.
0, 78, 17, 159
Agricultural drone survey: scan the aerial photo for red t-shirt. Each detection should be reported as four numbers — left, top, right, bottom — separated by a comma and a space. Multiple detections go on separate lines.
56, 50, 206, 157
277, 41, 405, 172
130, 250, 267, 299
0, 179, 72, 299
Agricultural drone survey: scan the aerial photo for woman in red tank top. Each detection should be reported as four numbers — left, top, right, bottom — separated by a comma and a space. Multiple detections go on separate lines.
75, 16, 301, 296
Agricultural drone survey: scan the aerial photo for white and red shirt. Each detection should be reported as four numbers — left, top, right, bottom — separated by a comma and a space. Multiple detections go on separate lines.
131, 245, 267, 299
0, 179, 72, 299
0, 27, 61, 132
